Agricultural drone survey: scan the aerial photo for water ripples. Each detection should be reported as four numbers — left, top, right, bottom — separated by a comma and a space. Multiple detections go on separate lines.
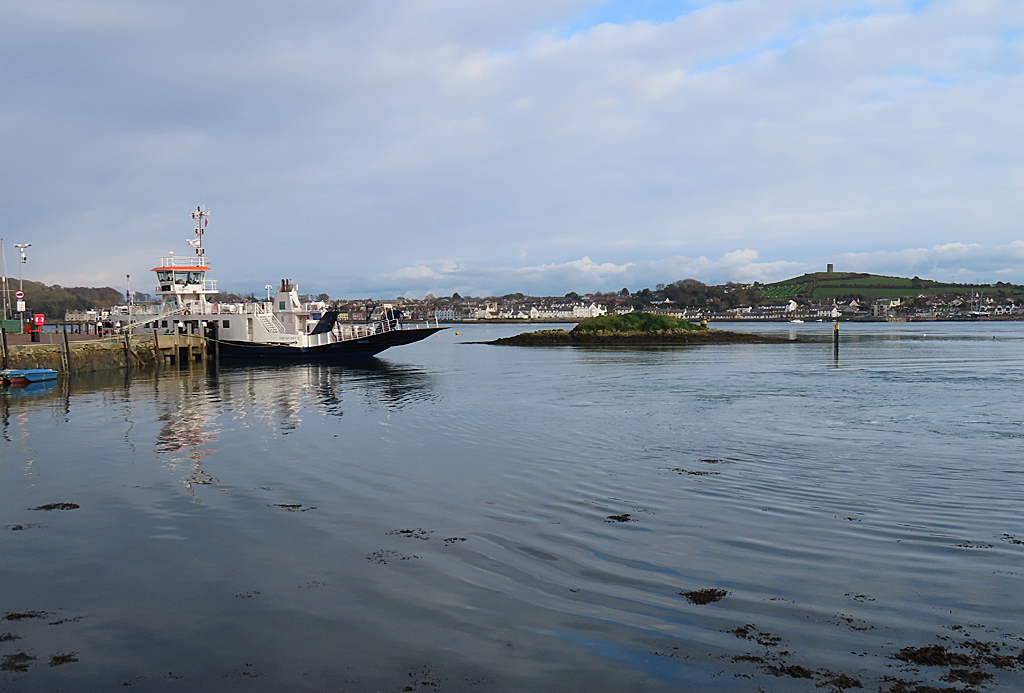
2, 323, 1024, 690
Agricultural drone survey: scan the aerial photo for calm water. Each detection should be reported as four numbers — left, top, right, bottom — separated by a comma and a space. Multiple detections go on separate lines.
2, 322, 1023, 691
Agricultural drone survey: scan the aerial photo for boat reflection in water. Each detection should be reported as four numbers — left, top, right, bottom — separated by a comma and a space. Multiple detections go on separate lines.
150, 359, 438, 491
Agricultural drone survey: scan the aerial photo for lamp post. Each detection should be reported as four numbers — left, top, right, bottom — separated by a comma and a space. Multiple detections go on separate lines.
126, 273, 132, 333
13, 243, 30, 330
265, 285, 273, 302
1, 238, 7, 321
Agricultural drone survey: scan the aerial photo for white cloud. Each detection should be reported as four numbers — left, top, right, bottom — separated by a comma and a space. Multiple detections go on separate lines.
834, 241, 1024, 280
361, 241, 1024, 298
2, 0, 1023, 295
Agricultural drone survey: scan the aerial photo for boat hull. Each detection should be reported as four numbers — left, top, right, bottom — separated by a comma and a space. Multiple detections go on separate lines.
216, 326, 444, 359
1, 368, 59, 387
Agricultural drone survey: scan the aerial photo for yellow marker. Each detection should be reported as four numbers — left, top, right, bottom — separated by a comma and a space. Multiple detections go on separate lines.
455, 332, 460, 335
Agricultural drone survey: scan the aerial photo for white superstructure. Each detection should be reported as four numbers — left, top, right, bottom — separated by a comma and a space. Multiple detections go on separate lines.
132, 208, 441, 356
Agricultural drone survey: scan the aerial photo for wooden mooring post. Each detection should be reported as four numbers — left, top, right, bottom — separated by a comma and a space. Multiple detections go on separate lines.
60, 324, 70, 372
833, 321, 840, 361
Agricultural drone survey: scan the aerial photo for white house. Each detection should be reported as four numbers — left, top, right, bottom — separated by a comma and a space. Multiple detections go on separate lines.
572, 303, 607, 319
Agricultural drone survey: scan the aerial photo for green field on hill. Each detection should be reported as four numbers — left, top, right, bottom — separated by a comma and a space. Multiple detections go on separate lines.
761, 272, 1019, 301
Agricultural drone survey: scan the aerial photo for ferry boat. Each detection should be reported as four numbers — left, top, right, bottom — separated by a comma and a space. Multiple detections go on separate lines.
136, 208, 444, 358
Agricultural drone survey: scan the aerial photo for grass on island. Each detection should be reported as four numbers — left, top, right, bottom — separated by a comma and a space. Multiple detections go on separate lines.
570, 312, 704, 334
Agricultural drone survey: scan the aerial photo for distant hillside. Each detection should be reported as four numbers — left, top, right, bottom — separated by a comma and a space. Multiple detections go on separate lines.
4, 280, 125, 319
758, 272, 1023, 301
64, 285, 125, 306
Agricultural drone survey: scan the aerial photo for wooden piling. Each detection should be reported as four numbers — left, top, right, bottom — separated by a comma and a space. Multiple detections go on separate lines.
60, 324, 70, 372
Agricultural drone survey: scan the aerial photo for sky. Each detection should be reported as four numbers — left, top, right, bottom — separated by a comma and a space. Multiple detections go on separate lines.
1, 0, 1022, 298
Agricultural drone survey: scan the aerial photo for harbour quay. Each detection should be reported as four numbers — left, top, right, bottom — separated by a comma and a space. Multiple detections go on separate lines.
1, 332, 161, 374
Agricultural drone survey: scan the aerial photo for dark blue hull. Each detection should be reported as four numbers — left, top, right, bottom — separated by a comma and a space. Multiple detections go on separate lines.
216, 327, 444, 360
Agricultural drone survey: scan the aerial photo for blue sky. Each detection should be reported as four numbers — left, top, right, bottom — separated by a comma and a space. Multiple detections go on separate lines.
562, 1, 707, 33
1, 0, 1022, 298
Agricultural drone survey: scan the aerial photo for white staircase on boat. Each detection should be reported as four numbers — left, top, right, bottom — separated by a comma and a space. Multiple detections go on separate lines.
255, 311, 286, 334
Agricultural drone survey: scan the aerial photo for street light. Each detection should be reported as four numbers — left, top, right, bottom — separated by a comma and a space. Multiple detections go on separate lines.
13, 243, 30, 329
126, 273, 132, 333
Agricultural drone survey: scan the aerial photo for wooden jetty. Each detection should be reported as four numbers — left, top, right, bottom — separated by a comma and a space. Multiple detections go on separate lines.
153, 331, 207, 365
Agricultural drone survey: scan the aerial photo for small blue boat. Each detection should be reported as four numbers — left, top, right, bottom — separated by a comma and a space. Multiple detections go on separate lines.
1, 368, 59, 387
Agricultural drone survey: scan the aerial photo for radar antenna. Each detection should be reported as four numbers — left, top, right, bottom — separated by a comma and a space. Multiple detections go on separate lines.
189, 206, 209, 257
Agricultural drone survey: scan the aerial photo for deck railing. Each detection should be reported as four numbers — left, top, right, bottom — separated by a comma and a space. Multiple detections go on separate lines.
157, 257, 209, 268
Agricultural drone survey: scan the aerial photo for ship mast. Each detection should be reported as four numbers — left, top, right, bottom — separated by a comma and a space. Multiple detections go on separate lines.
189, 206, 209, 257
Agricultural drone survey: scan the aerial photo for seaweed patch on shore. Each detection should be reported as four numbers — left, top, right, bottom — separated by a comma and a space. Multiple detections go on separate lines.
31, 503, 78, 511
401, 665, 442, 691
828, 614, 875, 631
710, 617, 1024, 691
0, 652, 36, 673
224, 663, 262, 679
48, 652, 78, 667
681, 588, 729, 605
667, 467, 720, 476
3, 611, 51, 622
388, 528, 433, 540
366, 550, 419, 564
721, 624, 865, 691
892, 638, 1024, 671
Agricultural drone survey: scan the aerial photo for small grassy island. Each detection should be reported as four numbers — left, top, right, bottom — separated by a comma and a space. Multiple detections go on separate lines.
487, 312, 790, 346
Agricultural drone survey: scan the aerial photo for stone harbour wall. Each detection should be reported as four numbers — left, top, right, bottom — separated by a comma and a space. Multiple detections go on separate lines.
5, 336, 160, 374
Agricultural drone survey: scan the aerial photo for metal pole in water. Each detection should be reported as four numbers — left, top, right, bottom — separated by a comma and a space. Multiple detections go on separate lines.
833, 321, 840, 361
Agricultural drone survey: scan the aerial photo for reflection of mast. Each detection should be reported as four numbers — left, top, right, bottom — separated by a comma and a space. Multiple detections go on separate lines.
154, 373, 219, 494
